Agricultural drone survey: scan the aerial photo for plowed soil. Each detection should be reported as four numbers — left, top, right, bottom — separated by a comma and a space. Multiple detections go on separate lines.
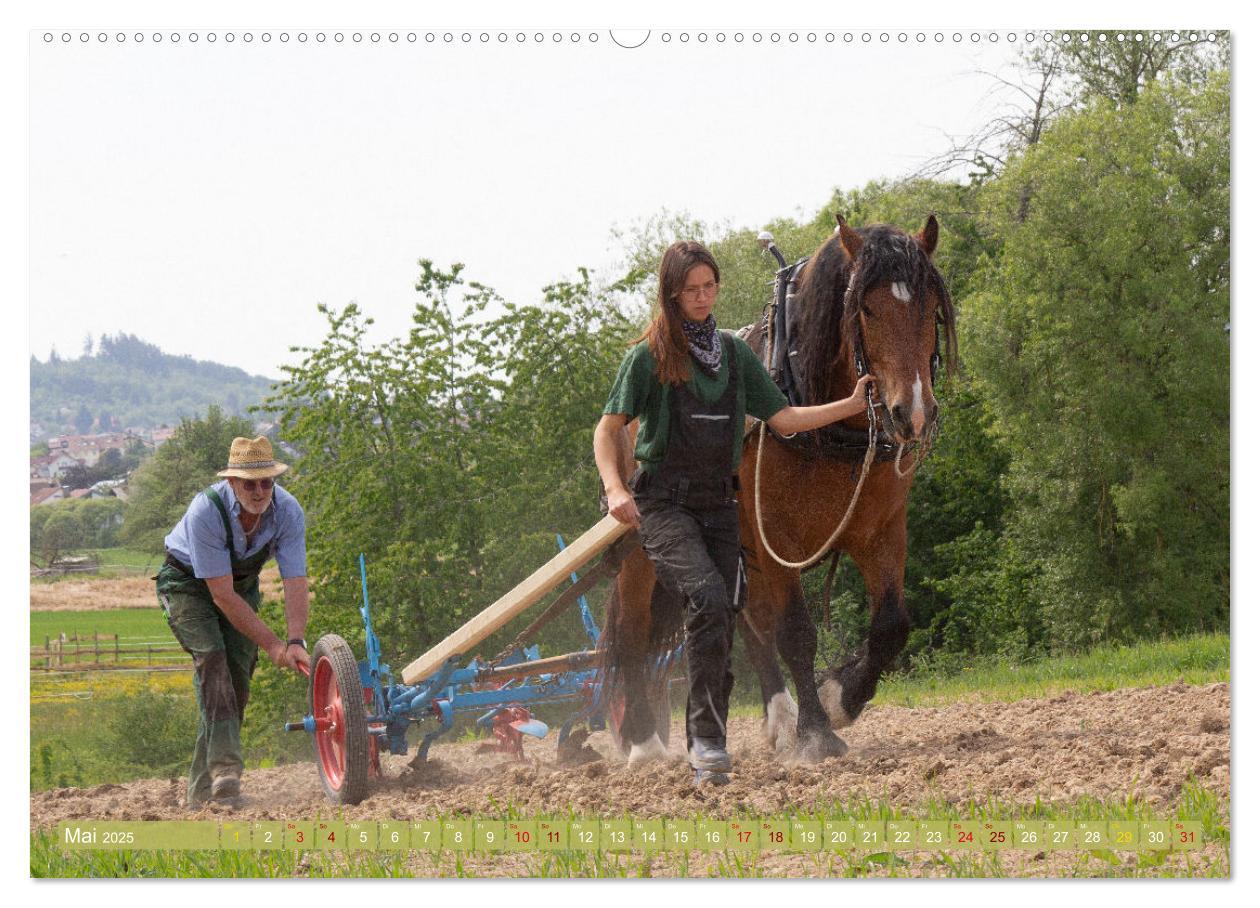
31, 681, 1230, 877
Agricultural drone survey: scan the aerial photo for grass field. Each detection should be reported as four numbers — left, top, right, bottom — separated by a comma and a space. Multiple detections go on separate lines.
871, 633, 1230, 709
30, 607, 170, 646
29, 781, 1230, 878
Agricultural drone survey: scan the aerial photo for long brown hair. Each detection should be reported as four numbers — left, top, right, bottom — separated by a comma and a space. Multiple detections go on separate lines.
636, 240, 721, 386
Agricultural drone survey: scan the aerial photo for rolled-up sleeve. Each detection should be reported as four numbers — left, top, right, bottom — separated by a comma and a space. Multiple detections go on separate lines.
273, 495, 308, 579
187, 496, 233, 579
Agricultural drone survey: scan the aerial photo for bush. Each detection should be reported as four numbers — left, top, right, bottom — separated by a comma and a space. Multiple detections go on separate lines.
102, 688, 199, 777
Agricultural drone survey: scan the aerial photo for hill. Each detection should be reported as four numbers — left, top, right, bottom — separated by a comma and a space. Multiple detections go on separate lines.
30, 334, 277, 438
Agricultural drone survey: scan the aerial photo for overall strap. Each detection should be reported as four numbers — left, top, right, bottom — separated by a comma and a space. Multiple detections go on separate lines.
203, 486, 236, 561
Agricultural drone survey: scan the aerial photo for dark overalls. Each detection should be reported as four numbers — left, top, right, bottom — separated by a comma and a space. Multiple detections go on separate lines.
632, 333, 746, 758
154, 487, 272, 804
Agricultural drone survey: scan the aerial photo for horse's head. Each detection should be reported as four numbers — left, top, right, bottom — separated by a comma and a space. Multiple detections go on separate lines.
835, 214, 956, 445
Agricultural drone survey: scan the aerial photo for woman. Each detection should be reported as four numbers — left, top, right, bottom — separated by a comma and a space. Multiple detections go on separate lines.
593, 240, 875, 785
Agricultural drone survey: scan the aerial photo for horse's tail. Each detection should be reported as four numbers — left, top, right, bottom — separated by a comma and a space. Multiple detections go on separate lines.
596, 580, 624, 709
596, 555, 685, 715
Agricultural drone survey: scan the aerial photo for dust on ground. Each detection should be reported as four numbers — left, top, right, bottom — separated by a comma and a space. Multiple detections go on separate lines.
33, 680, 1229, 875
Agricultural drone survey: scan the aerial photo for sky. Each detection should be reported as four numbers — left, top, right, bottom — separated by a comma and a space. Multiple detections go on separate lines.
29, 30, 1025, 378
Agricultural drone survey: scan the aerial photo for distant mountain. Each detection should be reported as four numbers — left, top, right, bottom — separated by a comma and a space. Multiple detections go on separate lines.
30, 333, 278, 439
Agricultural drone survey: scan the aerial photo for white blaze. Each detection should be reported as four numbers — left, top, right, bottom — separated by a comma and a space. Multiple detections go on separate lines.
911, 371, 925, 435
891, 282, 911, 302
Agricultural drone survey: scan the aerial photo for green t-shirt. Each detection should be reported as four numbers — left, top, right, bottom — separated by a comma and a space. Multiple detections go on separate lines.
602, 333, 789, 474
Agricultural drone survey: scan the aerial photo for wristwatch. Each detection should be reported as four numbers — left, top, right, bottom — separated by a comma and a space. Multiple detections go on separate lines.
287, 638, 307, 650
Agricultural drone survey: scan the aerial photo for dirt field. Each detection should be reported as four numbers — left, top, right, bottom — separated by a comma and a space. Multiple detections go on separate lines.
31, 680, 1230, 876
29, 567, 286, 612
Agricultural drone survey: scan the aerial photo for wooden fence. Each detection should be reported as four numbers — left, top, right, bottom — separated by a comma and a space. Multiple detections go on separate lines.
30, 632, 191, 673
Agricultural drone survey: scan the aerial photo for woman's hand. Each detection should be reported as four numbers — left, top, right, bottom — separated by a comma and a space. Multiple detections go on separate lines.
843, 374, 878, 410
606, 484, 641, 528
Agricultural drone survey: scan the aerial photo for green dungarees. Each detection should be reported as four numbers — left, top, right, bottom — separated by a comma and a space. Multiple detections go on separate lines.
155, 488, 272, 805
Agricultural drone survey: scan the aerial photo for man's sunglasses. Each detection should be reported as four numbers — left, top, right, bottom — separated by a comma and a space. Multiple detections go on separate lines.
240, 478, 274, 492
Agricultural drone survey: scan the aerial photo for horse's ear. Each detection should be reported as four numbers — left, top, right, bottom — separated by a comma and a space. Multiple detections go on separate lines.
916, 214, 939, 258
835, 214, 864, 261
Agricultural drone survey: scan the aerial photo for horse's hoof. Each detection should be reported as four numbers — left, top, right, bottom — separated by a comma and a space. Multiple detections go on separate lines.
627, 733, 669, 766
818, 676, 862, 729
761, 691, 799, 754
793, 730, 849, 764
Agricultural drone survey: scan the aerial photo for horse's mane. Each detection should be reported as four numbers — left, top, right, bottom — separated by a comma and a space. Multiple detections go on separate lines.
791, 223, 957, 405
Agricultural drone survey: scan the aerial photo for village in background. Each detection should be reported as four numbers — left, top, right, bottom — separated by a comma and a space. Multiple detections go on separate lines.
29, 332, 279, 573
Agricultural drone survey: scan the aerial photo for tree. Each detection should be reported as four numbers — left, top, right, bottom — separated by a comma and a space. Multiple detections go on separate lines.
95, 448, 125, 480
1057, 31, 1227, 106
266, 262, 638, 662
74, 404, 93, 435
37, 509, 84, 565
962, 73, 1229, 646
119, 406, 256, 553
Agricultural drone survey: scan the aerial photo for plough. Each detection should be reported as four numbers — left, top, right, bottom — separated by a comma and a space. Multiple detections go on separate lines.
286, 514, 675, 805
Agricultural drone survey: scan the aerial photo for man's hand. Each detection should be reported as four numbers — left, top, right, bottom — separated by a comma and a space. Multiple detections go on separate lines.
265, 638, 297, 671
287, 642, 310, 673
605, 484, 641, 528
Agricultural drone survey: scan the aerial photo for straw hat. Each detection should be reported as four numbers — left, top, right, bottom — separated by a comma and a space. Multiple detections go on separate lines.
217, 436, 289, 480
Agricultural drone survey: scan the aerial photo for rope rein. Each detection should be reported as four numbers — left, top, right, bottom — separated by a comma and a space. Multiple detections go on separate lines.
752, 386, 937, 571
752, 387, 880, 571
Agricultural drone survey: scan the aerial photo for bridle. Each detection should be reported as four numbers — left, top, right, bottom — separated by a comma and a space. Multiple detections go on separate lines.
751, 245, 945, 571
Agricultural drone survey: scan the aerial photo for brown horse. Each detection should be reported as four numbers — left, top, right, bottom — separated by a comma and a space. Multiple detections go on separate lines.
601, 215, 957, 765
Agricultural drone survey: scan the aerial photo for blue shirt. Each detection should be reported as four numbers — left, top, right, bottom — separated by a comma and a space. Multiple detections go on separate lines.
165, 480, 307, 580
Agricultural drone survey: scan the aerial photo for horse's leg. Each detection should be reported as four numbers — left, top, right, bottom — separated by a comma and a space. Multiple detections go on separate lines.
735, 608, 796, 756
817, 513, 910, 728
605, 548, 670, 763
776, 575, 849, 762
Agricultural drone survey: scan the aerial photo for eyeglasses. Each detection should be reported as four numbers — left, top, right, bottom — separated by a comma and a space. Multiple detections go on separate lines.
676, 281, 720, 303
241, 478, 274, 492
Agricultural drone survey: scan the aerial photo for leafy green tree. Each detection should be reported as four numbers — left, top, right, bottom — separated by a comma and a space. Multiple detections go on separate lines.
962, 74, 1229, 646
267, 262, 638, 663
32, 498, 128, 562
119, 406, 256, 553
38, 509, 84, 565
1056, 31, 1227, 106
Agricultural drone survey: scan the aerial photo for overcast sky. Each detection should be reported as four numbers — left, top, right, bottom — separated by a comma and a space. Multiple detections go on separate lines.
29, 31, 1025, 378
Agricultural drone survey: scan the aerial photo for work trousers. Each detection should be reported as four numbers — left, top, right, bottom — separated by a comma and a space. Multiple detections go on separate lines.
637, 496, 744, 753
157, 581, 260, 805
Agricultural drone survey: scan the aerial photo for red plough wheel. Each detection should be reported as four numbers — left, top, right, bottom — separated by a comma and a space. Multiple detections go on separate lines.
309, 634, 372, 805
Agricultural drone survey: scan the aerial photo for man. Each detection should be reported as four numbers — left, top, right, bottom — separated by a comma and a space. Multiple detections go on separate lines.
155, 435, 311, 805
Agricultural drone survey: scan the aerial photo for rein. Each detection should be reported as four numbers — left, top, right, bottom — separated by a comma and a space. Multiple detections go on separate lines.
752, 382, 880, 571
